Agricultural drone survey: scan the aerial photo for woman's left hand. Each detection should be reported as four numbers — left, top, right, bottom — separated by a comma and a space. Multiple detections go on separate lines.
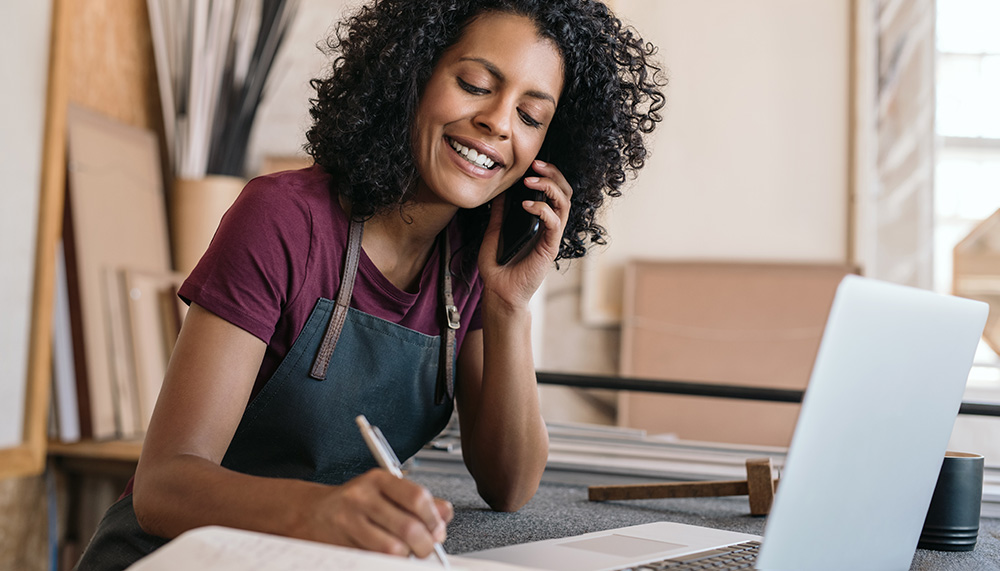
478, 159, 573, 309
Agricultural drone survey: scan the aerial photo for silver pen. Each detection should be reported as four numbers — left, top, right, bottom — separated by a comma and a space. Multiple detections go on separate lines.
356, 414, 451, 569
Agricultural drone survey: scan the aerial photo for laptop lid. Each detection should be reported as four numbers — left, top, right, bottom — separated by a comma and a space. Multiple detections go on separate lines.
755, 275, 988, 569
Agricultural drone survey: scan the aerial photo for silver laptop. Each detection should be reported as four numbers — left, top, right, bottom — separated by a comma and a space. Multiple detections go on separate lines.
466, 275, 988, 571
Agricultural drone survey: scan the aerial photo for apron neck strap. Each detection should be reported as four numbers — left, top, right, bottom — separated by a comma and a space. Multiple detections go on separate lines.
436, 228, 458, 405
309, 218, 458, 407
310, 219, 365, 380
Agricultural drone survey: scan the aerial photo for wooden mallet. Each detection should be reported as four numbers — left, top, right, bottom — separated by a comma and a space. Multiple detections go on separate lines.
588, 458, 779, 516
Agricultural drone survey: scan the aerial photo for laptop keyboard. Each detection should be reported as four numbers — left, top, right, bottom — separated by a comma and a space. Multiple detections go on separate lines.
617, 541, 761, 570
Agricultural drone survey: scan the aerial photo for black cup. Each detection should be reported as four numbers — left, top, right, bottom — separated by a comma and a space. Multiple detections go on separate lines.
918, 451, 984, 551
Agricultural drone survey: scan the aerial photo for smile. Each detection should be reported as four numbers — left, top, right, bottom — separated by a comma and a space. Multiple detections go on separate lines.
448, 137, 499, 170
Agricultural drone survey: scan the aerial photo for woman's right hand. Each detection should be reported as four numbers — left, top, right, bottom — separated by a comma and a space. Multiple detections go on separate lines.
303, 469, 452, 558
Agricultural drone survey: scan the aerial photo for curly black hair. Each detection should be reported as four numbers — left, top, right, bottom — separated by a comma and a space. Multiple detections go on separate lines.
305, 0, 665, 264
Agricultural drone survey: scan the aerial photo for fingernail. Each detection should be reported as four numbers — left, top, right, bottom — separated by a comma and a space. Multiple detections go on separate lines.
534, 160, 547, 167
522, 200, 535, 208
442, 500, 454, 521
524, 176, 540, 184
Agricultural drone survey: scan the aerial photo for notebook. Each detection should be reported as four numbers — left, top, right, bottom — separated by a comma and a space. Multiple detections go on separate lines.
125, 525, 534, 571
465, 275, 988, 571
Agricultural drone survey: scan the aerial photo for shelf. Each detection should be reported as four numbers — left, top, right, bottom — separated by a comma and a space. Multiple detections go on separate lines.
48, 439, 142, 478
48, 439, 142, 461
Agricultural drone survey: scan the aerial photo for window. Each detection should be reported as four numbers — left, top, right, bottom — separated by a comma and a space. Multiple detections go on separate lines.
935, 0, 1000, 389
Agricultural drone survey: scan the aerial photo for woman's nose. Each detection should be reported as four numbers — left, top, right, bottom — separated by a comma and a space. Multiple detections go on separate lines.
474, 99, 513, 141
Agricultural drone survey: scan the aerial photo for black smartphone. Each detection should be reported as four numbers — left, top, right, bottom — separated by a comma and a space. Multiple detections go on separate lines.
497, 157, 547, 265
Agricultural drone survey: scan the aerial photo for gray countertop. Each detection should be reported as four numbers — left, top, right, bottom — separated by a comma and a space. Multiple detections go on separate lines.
410, 468, 1000, 571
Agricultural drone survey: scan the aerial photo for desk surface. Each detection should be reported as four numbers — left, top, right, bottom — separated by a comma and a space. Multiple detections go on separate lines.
410, 468, 1000, 571
48, 440, 1000, 570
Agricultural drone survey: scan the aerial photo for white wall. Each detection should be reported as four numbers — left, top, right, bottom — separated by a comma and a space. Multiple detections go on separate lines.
0, 2, 51, 448
582, 0, 853, 324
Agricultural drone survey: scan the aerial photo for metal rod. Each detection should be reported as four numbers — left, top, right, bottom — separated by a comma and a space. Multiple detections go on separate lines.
535, 371, 1000, 417
959, 402, 1000, 417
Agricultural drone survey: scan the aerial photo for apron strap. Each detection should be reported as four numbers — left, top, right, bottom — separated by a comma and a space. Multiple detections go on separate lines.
436, 230, 458, 405
310, 219, 365, 380
310, 217, 458, 405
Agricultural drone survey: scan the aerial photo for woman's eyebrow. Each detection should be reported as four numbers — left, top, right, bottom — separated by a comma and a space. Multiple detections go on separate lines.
458, 56, 556, 105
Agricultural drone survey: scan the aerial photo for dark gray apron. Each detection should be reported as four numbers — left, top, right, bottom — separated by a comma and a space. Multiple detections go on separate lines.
74, 220, 457, 570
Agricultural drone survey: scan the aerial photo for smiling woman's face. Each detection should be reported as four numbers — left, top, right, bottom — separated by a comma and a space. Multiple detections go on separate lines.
411, 12, 564, 209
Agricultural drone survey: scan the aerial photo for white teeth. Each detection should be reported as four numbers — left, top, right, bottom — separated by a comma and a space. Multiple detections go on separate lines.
449, 138, 495, 169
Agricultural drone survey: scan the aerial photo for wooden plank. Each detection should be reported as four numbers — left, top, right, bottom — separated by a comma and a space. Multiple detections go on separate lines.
589, 480, 750, 502
65, 105, 171, 440
48, 439, 142, 462
67, 0, 160, 130
0, 449, 44, 480
57, 0, 166, 441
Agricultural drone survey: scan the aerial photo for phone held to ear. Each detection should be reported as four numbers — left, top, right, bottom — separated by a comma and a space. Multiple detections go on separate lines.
497, 162, 547, 266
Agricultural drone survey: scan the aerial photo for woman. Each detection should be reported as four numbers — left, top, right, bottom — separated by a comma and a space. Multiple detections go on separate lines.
75, 0, 664, 568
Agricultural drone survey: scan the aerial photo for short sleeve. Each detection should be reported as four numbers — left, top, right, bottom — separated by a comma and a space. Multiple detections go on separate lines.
178, 176, 314, 343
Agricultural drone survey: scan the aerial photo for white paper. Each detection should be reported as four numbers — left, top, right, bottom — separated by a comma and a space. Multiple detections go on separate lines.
127, 526, 540, 571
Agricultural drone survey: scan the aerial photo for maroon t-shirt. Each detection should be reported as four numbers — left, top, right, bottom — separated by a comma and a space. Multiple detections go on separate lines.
178, 165, 484, 399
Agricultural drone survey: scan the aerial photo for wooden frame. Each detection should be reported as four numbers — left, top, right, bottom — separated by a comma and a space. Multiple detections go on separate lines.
1, 0, 172, 477
0, 0, 70, 478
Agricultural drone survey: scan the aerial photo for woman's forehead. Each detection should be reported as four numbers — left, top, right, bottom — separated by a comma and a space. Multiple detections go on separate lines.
443, 12, 564, 97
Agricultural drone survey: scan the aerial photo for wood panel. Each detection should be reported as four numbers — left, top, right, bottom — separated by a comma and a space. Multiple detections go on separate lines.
618, 261, 855, 446
68, 0, 161, 131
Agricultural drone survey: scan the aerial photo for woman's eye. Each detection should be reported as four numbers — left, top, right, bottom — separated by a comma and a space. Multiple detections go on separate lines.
457, 77, 489, 95
518, 109, 542, 129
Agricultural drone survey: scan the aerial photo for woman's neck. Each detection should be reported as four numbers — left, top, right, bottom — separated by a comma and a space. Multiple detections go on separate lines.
358, 200, 458, 293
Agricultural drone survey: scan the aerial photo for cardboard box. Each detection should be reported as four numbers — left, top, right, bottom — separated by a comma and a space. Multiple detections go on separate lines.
618, 261, 855, 446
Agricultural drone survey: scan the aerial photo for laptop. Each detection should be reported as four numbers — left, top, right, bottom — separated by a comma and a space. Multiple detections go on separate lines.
465, 275, 988, 571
